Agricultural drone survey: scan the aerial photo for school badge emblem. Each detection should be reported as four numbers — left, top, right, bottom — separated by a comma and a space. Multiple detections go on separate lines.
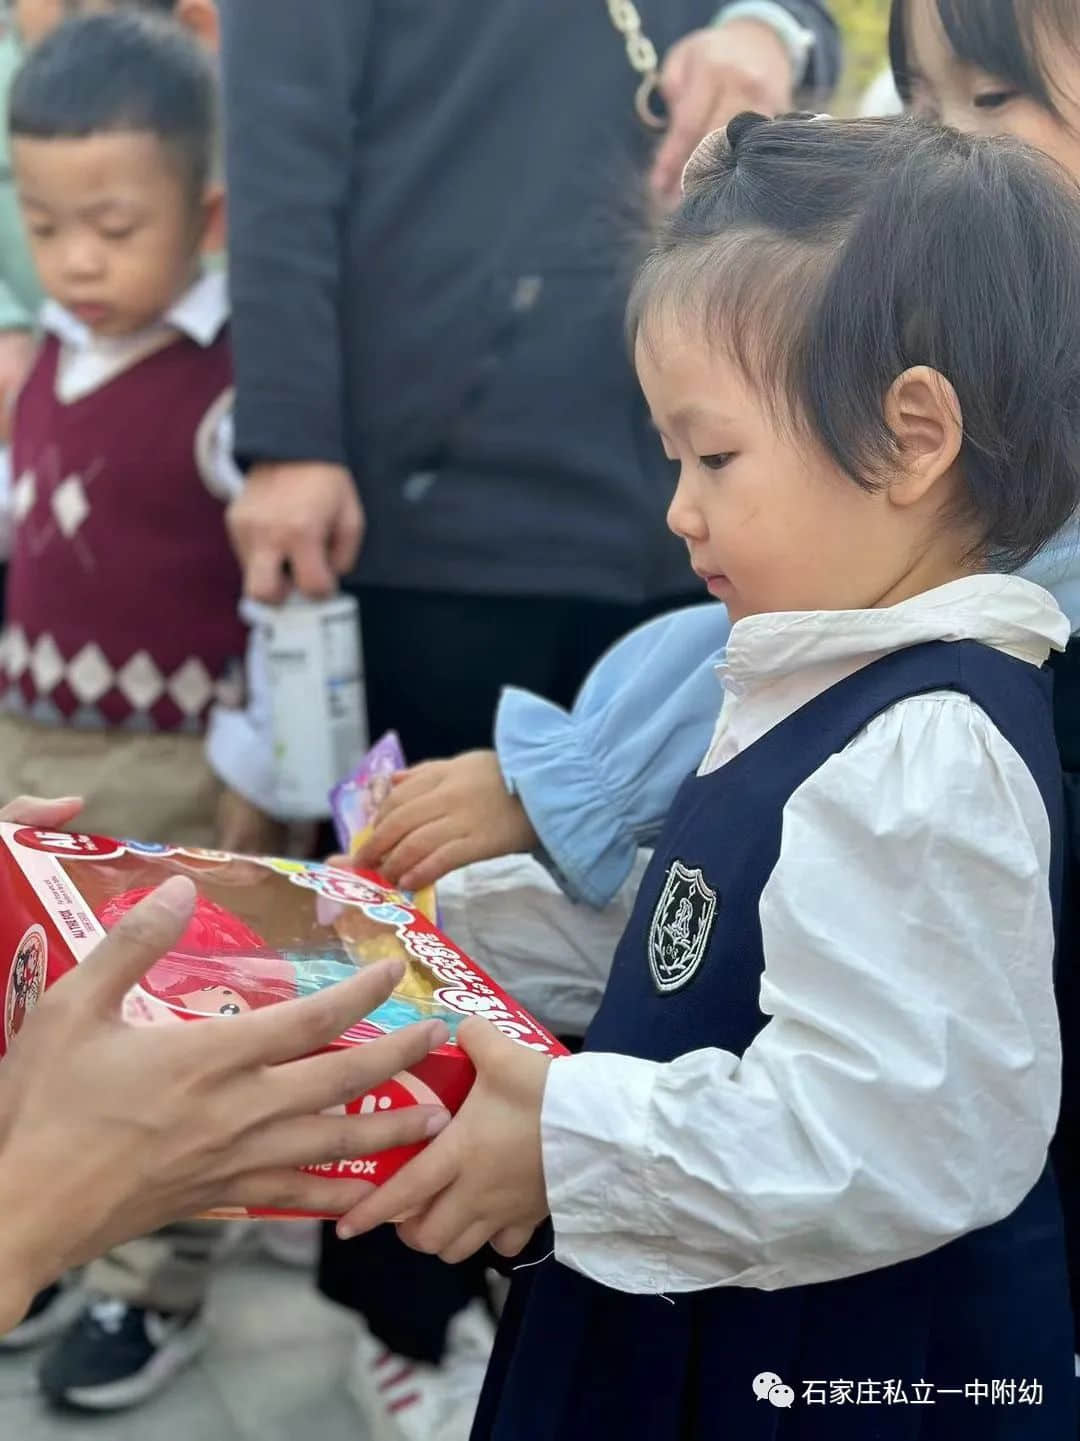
648, 861, 717, 993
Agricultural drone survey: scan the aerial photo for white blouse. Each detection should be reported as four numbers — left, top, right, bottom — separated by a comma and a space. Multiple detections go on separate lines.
439, 574, 1069, 1296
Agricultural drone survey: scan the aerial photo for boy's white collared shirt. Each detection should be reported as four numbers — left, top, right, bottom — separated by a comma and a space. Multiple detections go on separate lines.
443, 574, 1069, 1296
30, 270, 241, 506
41, 267, 230, 401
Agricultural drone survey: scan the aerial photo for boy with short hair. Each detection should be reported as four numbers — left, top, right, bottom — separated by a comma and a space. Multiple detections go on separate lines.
0, 0, 219, 459
0, 11, 241, 1403
0, 9, 238, 840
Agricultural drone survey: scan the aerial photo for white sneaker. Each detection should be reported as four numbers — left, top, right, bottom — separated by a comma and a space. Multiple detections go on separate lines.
441, 1301, 497, 1436
346, 1300, 494, 1441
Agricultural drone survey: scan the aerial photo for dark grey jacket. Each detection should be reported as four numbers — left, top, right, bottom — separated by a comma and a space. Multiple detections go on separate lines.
222, 1, 840, 602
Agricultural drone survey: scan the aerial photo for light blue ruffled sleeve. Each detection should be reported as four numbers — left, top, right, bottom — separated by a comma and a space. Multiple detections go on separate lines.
495, 604, 730, 908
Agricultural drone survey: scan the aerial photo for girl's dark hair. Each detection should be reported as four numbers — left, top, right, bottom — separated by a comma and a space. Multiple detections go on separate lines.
888, 0, 1080, 113
9, 10, 215, 196
628, 113, 1080, 570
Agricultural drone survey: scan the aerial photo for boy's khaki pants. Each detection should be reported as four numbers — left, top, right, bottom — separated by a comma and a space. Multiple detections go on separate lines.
85, 1225, 228, 1315
0, 713, 222, 846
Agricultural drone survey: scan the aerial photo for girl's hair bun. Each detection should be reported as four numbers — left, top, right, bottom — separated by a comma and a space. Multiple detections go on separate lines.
680, 112, 834, 196
725, 110, 771, 153
680, 126, 731, 195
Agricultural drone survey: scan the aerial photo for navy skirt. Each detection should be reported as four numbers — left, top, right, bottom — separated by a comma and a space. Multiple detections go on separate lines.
473, 1169, 1076, 1440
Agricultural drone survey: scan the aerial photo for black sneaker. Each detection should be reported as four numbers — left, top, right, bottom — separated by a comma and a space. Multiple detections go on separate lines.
0, 1279, 85, 1351
38, 1298, 206, 1411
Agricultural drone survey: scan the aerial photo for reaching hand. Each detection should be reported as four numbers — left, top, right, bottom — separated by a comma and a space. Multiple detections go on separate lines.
336, 1016, 552, 1265
0, 795, 84, 828
227, 460, 365, 603
0, 878, 451, 1326
354, 751, 539, 892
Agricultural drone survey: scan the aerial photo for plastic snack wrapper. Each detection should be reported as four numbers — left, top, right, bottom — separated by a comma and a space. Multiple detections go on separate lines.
0, 823, 566, 1218
330, 731, 438, 923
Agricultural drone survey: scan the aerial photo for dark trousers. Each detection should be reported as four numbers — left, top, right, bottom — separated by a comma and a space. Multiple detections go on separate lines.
318, 583, 702, 1362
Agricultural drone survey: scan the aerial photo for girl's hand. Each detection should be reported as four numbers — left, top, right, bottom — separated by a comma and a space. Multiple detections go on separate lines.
336, 1017, 552, 1263
354, 751, 538, 891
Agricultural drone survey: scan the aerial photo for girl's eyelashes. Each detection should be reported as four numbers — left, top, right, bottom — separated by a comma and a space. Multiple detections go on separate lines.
700, 453, 735, 471
973, 89, 1018, 110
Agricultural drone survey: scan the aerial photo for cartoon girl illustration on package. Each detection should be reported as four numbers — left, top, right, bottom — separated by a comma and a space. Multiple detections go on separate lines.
99, 888, 442, 1034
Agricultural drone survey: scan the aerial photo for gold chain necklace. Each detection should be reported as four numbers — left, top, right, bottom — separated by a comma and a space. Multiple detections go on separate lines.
604, 0, 666, 129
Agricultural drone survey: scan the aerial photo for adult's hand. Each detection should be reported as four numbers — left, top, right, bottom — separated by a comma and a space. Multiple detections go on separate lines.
0, 795, 83, 828
227, 461, 365, 603
0, 877, 449, 1329
650, 21, 795, 206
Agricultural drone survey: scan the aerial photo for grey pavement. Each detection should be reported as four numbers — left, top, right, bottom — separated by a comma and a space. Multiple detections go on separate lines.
0, 1248, 367, 1441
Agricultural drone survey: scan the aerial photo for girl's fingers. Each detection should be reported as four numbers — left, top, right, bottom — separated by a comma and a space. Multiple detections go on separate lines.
336, 1136, 458, 1239
399, 839, 477, 893
359, 793, 446, 869
396, 1176, 482, 1257
379, 817, 459, 885
434, 1220, 495, 1267
491, 1223, 536, 1258
376, 765, 444, 817
261, 1017, 450, 1119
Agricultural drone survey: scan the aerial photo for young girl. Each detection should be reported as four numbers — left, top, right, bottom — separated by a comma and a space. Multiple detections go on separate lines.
359, 0, 1080, 918
340, 114, 1080, 1437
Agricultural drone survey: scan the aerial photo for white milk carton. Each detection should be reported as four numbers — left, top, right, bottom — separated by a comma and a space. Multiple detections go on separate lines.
246, 594, 368, 819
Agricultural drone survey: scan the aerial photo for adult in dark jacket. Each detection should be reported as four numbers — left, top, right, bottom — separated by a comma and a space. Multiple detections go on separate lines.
219, 3, 840, 1435
220, 0, 841, 757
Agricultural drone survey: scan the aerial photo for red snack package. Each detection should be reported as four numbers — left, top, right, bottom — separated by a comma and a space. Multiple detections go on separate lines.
0, 824, 567, 1217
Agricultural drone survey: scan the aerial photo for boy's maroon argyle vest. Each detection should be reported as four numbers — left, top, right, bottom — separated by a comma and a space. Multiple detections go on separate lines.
1, 330, 245, 731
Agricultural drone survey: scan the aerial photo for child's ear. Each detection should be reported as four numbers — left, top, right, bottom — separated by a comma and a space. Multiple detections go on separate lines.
883, 365, 963, 508
173, 0, 220, 54
199, 183, 226, 257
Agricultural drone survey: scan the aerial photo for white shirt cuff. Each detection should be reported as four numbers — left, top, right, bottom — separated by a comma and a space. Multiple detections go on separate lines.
543, 1050, 681, 1292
